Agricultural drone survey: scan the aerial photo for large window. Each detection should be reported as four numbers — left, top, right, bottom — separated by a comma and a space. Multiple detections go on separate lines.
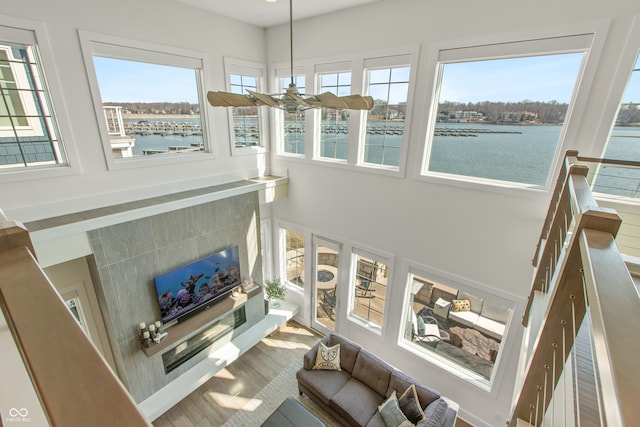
422, 35, 591, 187
80, 32, 211, 167
0, 27, 66, 169
401, 272, 512, 385
283, 228, 305, 288
592, 51, 640, 198
348, 250, 391, 332
280, 74, 306, 156
317, 70, 352, 161
363, 64, 411, 169
224, 59, 267, 154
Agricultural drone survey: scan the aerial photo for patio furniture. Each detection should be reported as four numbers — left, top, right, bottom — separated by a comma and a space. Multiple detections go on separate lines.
412, 312, 449, 344
321, 286, 336, 319
356, 278, 375, 298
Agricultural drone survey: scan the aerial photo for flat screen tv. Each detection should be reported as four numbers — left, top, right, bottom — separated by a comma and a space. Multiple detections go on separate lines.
154, 245, 241, 324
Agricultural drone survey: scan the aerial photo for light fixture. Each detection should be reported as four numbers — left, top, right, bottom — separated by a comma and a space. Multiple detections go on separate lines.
207, 0, 374, 112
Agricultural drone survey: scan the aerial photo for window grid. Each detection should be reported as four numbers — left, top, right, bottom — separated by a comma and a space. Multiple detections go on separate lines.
230, 74, 260, 148
319, 72, 351, 161
363, 66, 410, 168
285, 229, 305, 288
350, 254, 388, 329
0, 44, 64, 168
282, 75, 306, 155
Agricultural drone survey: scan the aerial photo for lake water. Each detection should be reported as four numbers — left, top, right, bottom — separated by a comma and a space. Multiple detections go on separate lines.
126, 118, 640, 197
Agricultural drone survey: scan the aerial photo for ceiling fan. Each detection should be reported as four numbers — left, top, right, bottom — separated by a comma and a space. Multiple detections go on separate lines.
207, 0, 374, 113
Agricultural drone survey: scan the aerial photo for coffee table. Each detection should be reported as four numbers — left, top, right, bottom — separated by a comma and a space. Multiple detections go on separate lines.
261, 397, 325, 427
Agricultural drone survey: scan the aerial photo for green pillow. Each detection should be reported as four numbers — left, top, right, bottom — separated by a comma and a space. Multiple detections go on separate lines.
378, 391, 415, 427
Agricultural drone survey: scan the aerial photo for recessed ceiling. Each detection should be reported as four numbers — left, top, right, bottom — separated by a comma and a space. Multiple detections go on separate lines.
174, 0, 382, 27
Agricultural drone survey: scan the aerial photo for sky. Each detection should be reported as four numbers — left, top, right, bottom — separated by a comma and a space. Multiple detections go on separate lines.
93, 57, 199, 104
92, 52, 640, 106
439, 53, 586, 104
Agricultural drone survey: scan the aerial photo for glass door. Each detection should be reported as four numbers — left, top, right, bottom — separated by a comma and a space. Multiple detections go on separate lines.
311, 237, 341, 334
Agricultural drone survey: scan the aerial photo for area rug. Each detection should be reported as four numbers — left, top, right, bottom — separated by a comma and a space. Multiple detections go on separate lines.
222, 359, 340, 426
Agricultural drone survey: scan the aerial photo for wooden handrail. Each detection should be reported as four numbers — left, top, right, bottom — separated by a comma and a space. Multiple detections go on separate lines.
512, 151, 637, 426
0, 216, 150, 426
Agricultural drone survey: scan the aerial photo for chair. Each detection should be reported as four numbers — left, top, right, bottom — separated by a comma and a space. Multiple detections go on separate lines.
412, 312, 447, 344
356, 278, 375, 298
320, 286, 336, 319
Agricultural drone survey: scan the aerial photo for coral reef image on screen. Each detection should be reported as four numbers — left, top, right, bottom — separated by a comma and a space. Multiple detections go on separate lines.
154, 246, 241, 323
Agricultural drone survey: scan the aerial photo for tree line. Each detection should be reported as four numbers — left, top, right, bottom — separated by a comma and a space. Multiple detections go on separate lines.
104, 102, 200, 115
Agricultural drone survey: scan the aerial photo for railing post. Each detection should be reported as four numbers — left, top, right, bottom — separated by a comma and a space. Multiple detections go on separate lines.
0, 208, 35, 256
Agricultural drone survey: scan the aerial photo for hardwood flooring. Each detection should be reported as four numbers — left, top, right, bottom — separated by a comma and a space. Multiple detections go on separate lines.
151, 320, 474, 427
152, 321, 321, 427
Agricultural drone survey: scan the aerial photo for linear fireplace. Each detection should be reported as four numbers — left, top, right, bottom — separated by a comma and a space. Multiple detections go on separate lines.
161, 306, 246, 373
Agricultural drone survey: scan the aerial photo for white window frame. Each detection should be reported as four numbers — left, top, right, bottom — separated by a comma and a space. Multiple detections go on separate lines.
359, 54, 414, 175
398, 263, 520, 392
419, 33, 595, 192
347, 245, 394, 336
313, 61, 353, 164
277, 222, 307, 295
0, 16, 79, 182
78, 30, 215, 170
223, 57, 268, 156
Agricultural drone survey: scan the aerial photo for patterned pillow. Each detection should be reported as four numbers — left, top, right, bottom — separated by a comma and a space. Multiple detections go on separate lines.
378, 391, 415, 427
313, 342, 341, 371
398, 384, 426, 424
451, 299, 471, 312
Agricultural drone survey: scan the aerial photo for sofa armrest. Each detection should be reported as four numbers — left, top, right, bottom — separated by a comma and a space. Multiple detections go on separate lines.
303, 335, 330, 370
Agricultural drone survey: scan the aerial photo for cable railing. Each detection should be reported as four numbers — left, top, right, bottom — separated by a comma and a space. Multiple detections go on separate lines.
578, 155, 640, 199
0, 210, 151, 426
511, 152, 640, 426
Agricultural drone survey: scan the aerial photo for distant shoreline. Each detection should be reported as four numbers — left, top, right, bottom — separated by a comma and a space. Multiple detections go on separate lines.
123, 113, 197, 120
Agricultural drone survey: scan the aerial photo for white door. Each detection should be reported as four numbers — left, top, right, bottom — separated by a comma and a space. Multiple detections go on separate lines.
311, 237, 342, 334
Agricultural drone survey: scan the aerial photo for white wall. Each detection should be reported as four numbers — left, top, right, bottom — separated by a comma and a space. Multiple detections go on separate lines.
1, 0, 267, 222
2, 0, 640, 425
266, 0, 640, 425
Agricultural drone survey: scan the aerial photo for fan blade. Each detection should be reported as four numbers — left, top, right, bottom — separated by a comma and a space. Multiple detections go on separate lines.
207, 91, 256, 107
246, 90, 282, 108
311, 92, 375, 110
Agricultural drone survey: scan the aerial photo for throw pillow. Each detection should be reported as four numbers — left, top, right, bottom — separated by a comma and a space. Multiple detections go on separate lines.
378, 391, 415, 427
451, 299, 471, 312
312, 342, 341, 371
398, 384, 426, 424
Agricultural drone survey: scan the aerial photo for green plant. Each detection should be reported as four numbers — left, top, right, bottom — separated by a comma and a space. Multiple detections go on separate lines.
264, 277, 286, 301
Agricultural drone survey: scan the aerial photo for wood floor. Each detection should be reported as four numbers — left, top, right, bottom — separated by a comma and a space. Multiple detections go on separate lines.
151, 321, 473, 427
152, 321, 321, 427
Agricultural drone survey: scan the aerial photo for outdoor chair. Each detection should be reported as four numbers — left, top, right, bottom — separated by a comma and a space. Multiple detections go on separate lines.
412, 312, 449, 345
356, 278, 375, 298
321, 286, 336, 319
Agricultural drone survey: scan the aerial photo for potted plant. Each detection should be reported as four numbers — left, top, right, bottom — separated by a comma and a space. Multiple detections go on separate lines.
264, 277, 286, 307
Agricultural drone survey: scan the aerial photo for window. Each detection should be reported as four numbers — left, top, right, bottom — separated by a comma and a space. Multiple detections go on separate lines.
422, 35, 591, 187
349, 250, 391, 332
593, 51, 640, 198
80, 32, 211, 167
363, 64, 411, 169
318, 71, 352, 161
400, 272, 512, 385
283, 228, 305, 288
0, 27, 66, 170
279, 73, 306, 156
224, 59, 267, 154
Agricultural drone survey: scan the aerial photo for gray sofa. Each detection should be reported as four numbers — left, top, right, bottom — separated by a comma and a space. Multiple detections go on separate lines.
296, 333, 458, 427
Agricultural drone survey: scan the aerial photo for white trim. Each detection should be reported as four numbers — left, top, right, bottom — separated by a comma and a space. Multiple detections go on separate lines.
0, 16, 82, 183
223, 57, 269, 157
77, 30, 216, 170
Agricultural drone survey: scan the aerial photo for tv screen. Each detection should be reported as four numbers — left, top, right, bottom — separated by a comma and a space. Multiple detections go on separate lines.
154, 246, 241, 324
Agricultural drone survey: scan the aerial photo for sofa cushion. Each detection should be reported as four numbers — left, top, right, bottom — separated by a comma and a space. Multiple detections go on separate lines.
457, 291, 484, 313
387, 371, 440, 410
421, 398, 448, 427
313, 342, 341, 371
296, 368, 351, 405
480, 300, 510, 323
448, 310, 479, 328
475, 316, 505, 340
365, 411, 387, 427
331, 378, 384, 426
378, 391, 414, 427
352, 351, 394, 397
398, 384, 426, 424
327, 333, 361, 374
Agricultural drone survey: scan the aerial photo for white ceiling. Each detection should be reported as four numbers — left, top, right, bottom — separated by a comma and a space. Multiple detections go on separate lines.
174, 0, 382, 28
